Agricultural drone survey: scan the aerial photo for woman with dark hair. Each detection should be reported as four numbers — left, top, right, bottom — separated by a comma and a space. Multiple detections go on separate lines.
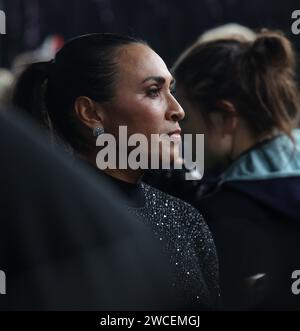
173, 30, 300, 309
12, 33, 219, 309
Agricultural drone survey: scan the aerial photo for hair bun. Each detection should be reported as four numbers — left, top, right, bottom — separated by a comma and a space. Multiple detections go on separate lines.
250, 29, 295, 70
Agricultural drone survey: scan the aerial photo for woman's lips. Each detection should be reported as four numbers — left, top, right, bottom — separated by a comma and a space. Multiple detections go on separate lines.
167, 129, 182, 140
168, 129, 181, 135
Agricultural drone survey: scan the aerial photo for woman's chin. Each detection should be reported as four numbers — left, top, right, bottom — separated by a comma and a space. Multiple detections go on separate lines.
157, 148, 184, 169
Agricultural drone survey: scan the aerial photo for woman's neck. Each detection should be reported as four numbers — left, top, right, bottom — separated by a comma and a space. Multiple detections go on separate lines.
102, 168, 144, 184
82, 152, 144, 184
230, 124, 279, 160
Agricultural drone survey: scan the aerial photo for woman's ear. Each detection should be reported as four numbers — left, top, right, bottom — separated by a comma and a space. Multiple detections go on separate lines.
216, 100, 238, 136
74, 96, 104, 129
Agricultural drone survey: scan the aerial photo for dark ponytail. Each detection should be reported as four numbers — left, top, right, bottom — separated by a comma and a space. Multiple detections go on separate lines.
173, 29, 300, 138
13, 61, 53, 129
13, 33, 146, 153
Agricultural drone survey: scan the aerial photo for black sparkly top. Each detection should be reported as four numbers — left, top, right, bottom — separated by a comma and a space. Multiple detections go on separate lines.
107, 175, 220, 310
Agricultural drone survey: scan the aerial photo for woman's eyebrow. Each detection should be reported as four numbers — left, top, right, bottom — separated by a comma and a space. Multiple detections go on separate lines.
141, 76, 175, 85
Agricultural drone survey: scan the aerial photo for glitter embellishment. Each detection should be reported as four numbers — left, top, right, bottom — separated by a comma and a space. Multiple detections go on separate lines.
126, 182, 220, 310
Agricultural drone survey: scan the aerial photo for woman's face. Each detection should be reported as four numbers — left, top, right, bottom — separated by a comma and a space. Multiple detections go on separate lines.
175, 86, 232, 169
102, 44, 185, 164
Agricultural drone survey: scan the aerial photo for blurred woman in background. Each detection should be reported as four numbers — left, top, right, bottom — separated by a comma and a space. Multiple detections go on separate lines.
173, 29, 300, 309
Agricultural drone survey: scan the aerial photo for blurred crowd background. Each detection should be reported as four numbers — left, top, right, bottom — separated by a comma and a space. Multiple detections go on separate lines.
1, 0, 300, 68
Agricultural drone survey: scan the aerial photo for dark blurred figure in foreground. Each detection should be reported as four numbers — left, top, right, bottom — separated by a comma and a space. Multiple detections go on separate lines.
173, 29, 300, 310
0, 109, 177, 310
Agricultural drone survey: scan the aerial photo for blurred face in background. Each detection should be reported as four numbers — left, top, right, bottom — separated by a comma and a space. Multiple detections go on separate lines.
175, 85, 233, 169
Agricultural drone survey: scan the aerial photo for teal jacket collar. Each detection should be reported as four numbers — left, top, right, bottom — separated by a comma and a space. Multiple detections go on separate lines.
219, 129, 300, 185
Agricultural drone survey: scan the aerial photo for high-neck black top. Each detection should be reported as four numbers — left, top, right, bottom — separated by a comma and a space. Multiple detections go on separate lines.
100, 172, 220, 310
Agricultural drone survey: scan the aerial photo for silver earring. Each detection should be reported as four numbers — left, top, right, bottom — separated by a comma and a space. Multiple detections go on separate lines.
93, 127, 104, 137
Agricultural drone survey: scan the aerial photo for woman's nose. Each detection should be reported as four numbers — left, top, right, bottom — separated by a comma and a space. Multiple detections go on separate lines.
166, 95, 185, 122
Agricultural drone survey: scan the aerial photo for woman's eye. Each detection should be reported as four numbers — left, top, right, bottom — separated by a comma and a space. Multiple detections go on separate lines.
147, 88, 161, 98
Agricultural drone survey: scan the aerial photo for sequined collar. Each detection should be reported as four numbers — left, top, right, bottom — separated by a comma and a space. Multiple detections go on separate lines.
102, 173, 146, 208
77, 159, 146, 208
